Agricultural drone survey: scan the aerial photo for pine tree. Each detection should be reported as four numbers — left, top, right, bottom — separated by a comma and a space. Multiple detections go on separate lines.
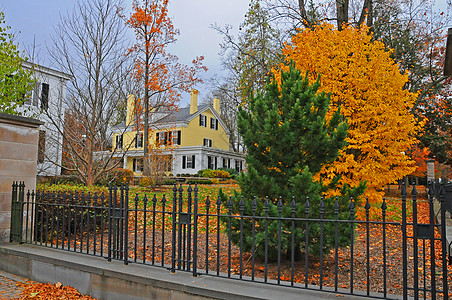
222, 63, 365, 259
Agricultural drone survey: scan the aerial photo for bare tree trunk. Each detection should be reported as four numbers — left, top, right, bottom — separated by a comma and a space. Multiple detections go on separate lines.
298, 0, 309, 27
48, 0, 133, 186
336, 0, 349, 29
358, 0, 373, 28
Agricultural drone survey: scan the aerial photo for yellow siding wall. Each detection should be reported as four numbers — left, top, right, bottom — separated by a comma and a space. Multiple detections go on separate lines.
182, 109, 229, 150
113, 131, 142, 151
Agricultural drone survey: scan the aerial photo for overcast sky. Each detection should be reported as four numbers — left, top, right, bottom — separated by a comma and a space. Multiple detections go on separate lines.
0, 0, 251, 106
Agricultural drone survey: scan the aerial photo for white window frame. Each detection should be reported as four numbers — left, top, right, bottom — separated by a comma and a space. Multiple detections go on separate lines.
133, 158, 143, 173
135, 132, 143, 148
172, 130, 181, 145
210, 117, 218, 130
203, 138, 212, 147
200, 114, 207, 127
115, 134, 123, 149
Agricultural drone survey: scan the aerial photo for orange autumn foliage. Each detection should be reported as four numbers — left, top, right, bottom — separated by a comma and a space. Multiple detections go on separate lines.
276, 23, 423, 216
124, 0, 206, 177
408, 146, 430, 178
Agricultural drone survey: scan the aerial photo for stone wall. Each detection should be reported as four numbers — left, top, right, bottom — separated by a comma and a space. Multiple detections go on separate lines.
0, 113, 43, 242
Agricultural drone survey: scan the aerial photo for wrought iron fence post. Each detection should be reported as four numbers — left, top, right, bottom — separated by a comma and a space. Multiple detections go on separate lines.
107, 184, 113, 262
349, 197, 355, 294
10, 181, 25, 243
412, 184, 419, 297
123, 185, 129, 265
170, 184, 177, 273
439, 182, 449, 299
192, 184, 198, 277
401, 182, 408, 300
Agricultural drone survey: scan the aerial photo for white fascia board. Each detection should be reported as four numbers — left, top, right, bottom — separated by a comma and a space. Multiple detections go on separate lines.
152, 122, 188, 130
22, 61, 72, 81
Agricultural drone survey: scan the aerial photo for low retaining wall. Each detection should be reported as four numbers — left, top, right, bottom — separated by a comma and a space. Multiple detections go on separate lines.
0, 244, 366, 300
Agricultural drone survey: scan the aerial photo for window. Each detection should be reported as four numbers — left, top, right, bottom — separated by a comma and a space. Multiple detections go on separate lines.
135, 132, 143, 148
210, 118, 218, 130
32, 82, 40, 106
156, 131, 167, 145
208, 156, 213, 170
182, 155, 195, 169
203, 138, 212, 147
235, 160, 243, 172
222, 157, 230, 169
208, 156, 218, 170
133, 158, 143, 173
38, 130, 46, 163
172, 130, 181, 145
199, 114, 207, 127
40, 83, 49, 110
115, 134, 123, 149
157, 130, 181, 146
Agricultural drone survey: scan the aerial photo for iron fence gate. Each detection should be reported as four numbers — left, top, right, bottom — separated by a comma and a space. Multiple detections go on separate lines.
9, 181, 451, 299
401, 183, 448, 299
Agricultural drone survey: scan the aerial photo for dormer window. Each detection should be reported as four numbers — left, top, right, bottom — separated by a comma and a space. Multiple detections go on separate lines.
210, 117, 218, 130
199, 114, 207, 127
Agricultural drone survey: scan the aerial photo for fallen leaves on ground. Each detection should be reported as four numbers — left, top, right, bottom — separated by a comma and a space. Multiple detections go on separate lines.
15, 282, 97, 300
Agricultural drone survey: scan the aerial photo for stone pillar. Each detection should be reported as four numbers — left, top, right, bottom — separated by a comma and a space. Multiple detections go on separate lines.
426, 159, 435, 182
0, 113, 43, 242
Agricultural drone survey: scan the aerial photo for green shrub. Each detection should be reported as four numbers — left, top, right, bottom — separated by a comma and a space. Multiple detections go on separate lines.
212, 170, 230, 178
112, 168, 134, 185
139, 177, 155, 188
36, 182, 108, 194
186, 179, 213, 185
211, 178, 220, 184
201, 169, 214, 178
163, 179, 177, 185
218, 168, 239, 179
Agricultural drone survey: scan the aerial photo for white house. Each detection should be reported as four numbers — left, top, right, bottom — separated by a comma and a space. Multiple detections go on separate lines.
19, 61, 71, 176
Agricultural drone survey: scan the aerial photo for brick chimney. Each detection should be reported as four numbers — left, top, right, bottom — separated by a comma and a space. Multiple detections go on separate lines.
190, 89, 198, 114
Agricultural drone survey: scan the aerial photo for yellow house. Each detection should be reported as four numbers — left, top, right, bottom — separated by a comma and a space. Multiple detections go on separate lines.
112, 89, 245, 176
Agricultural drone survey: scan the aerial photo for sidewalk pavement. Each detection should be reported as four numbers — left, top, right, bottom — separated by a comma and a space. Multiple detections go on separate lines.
0, 270, 33, 300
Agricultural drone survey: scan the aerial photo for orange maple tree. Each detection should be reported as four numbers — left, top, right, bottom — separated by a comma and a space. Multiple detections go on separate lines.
276, 23, 423, 215
124, 0, 206, 174
407, 145, 430, 178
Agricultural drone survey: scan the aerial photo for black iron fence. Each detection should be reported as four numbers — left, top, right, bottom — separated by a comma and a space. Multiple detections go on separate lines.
9, 181, 450, 299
